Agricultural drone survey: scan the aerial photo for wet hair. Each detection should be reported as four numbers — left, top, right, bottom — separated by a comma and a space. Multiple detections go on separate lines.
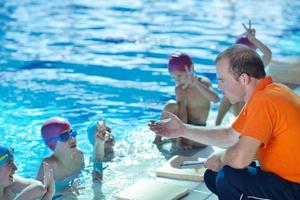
215, 45, 265, 80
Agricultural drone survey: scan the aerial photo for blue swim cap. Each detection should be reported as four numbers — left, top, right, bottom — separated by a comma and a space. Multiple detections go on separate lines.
0, 145, 14, 168
87, 122, 97, 145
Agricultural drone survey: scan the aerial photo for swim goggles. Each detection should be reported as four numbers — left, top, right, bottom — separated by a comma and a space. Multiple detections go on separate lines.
46, 129, 77, 144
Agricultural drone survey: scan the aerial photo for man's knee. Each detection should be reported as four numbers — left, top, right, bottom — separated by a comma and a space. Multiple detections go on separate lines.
204, 169, 218, 194
204, 169, 216, 185
216, 165, 240, 191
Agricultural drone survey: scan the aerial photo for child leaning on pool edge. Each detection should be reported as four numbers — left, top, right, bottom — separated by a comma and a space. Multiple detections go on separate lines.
0, 145, 54, 200
36, 117, 115, 196
87, 119, 115, 179
36, 117, 84, 196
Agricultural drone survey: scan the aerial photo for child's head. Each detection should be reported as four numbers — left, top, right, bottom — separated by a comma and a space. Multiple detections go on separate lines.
87, 121, 113, 147
41, 117, 77, 151
235, 33, 257, 50
168, 52, 194, 85
0, 146, 16, 187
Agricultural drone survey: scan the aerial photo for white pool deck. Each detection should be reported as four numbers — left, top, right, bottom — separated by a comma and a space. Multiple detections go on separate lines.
153, 145, 221, 200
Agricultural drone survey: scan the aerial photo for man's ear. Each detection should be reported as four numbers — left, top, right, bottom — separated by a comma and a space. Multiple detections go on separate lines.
239, 73, 251, 85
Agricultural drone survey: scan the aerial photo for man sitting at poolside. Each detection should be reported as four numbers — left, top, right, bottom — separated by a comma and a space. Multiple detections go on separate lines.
150, 45, 300, 199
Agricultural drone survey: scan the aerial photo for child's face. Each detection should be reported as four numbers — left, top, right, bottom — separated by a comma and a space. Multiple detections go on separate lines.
56, 128, 78, 151
170, 71, 189, 86
0, 159, 17, 187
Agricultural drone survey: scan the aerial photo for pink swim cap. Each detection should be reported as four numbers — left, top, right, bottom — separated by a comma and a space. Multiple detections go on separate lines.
235, 33, 257, 50
41, 117, 71, 151
168, 52, 193, 73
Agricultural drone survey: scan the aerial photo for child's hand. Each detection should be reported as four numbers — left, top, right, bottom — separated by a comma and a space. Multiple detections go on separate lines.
70, 179, 85, 196
181, 65, 197, 90
104, 133, 115, 148
43, 161, 55, 198
95, 120, 107, 141
243, 20, 256, 42
95, 120, 114, 146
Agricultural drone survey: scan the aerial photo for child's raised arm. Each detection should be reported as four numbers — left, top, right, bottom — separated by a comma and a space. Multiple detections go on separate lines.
243, 20, 272, 67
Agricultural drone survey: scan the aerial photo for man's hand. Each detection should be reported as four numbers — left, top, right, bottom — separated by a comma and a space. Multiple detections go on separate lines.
149, 111, 185, 138
204, 152, 223, 172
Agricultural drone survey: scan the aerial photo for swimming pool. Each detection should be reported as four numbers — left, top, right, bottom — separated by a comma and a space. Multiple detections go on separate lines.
0, 0, 299, 199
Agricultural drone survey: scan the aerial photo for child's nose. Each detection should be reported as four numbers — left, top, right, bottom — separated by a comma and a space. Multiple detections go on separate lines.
70, 135, 76, 142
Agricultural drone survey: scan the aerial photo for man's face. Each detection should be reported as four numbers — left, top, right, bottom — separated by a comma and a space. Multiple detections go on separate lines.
216, 58, 245, 104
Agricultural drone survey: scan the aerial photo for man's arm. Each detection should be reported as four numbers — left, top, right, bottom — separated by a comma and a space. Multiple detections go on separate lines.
204, 135, 261, 171
221, 135, 261, 169
149, 112, 239, 148
183, 125, 239, 148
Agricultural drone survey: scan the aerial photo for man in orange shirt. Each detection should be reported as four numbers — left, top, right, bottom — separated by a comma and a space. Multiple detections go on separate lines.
149, 45, 300, 199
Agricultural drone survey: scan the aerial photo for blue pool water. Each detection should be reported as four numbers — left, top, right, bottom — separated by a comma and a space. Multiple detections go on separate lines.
1, 0, 300, 199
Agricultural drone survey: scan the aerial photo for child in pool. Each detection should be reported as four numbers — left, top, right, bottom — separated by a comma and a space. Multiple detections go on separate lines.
215, 20, 272, 125
36, 117, 115, 196
87, 120, 115, 179
153, 52, 219, 149
36, 117, 84, 195
0, 145, 54, 200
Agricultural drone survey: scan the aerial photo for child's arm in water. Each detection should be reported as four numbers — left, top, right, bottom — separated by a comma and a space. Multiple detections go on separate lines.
12, 162, 54, 200
243, 20, 272, 67
93, 120, 115, 180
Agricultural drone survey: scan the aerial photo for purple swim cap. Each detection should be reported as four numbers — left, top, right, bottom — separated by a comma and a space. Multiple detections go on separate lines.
168, 52, 193, 73
235, 33, 257, 50
41, 117, 71, 151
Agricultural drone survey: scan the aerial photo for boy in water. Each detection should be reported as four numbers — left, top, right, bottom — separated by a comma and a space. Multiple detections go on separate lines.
0, 145, 54, 200
36, 117, 114, 196
153, 52, 219, 149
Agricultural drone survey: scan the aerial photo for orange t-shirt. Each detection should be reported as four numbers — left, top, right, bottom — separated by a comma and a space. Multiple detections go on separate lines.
232, 76, 300, 183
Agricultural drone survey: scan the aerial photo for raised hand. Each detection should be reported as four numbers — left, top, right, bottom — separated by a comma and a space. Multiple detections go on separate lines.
96, 120, 107, 141
242, 20, 256, 42
181, 64, 197, 90
42, 162, 55, 199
